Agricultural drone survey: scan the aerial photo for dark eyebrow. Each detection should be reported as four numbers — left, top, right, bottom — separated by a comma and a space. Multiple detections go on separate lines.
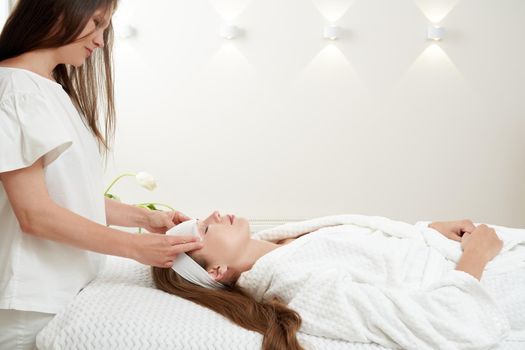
94, 15, 108, 23
93, 10, 111, 24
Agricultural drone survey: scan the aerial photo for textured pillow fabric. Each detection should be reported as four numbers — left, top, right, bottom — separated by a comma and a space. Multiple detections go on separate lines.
36, 256, 391, 350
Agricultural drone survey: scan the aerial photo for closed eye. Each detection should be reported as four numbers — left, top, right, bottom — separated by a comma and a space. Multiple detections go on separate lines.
205, 226, 209, 234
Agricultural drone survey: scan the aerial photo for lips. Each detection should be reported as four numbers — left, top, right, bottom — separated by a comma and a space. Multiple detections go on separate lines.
85, 47, 93, 56
229, 215, 234, 224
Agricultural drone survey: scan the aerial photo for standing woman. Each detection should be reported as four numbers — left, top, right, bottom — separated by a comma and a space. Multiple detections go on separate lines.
0, 1, 203, 348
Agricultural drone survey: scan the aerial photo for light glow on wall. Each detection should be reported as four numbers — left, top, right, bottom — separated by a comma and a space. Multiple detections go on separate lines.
209, 0, 252, 21
414, 0, 459, 23
302, 44, 356, 76
413, 43, 456, 69
311, 0, 356, 22
206, 42, 254, 75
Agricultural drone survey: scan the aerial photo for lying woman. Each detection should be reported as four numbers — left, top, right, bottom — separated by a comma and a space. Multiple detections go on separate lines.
152, 211, 525, 350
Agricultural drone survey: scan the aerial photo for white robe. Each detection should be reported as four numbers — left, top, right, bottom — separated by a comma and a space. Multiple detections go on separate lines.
237, 215, 525, 350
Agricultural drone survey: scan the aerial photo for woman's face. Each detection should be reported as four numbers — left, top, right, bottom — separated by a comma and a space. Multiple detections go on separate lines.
56, 8, 112, 67
189, 210, 251, 268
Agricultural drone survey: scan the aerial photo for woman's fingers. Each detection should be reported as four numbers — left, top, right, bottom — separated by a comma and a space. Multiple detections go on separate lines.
459, 219, 476, 235
133, 233, 204, 267
167, 235, 199, 245
166, 235, 203, 254
448, 231, 462, 242
429, 221, 473, 242
460, 225, 502, 261
163, 236, 203, 267
164, 211, 176, 229
460, 232, 471, 250
172, 241, 204, 254
173, 211, 191, 224
441, 226, 462, 242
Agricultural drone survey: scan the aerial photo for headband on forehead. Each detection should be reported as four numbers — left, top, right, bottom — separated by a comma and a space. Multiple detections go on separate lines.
166, 219, 224, 289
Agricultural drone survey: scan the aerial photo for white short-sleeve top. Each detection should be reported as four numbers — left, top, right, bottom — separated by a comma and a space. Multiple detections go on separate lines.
0, 67, 106, 314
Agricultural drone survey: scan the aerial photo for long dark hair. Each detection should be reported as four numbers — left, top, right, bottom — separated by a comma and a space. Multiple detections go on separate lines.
152, 267, 304, 350
0, 0, 118, 152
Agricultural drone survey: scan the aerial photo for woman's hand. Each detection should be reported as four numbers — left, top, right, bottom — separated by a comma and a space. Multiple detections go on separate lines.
460, 224, 503, 262
143, 210, 191, 234
130, 232, 203, 268
455, 224, 503, 280
428, 219, 476, 242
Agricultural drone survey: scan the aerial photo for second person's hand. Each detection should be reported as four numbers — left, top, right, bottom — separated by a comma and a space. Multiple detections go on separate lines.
129, 233, 204, 268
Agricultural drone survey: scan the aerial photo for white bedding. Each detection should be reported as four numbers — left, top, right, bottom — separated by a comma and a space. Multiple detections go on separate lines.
37, 216, 525, 349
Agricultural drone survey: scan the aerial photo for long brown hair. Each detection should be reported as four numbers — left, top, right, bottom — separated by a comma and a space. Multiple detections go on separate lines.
0, 0, 118, 152
152, 267, 304, 350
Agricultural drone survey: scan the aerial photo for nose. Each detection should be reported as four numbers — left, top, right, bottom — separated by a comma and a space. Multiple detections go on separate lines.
93, 30, 105, 48
212, 211, 221, 222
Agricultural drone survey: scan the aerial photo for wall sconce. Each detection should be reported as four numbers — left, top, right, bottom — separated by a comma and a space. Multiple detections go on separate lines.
220, 24, 242, 40
427, 24, 445, 41
323, 25, 341, 40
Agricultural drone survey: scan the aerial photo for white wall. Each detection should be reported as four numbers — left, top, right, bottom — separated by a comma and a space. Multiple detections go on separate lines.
0, 1, 9, 28
106, 0, 525, 227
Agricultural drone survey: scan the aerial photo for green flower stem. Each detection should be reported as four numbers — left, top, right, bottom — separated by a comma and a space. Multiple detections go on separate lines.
135, 202, 175, 211
103, 173, 136, 196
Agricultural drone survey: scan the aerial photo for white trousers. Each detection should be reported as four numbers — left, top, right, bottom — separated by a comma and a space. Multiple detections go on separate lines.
0, 309, 55, 350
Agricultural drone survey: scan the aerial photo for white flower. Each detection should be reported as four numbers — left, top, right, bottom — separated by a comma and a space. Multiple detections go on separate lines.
135, 172, 157, 191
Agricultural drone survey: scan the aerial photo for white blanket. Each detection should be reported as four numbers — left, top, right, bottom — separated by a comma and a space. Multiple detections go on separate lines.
237, 215, 525, 350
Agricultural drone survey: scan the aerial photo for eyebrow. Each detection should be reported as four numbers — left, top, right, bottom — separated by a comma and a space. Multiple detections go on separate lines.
93, 10, 111, 24
94, 15, 109, 25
